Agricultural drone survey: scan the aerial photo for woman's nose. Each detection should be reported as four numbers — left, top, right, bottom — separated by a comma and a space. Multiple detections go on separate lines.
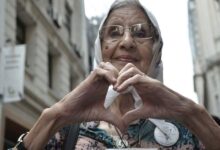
119, 30, 136, 50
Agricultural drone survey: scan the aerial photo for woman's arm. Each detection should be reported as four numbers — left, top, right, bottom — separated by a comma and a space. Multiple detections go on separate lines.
114, 63, 220, 150
23, 104, 65, 149
181, 100, 220, 150
163, 86, 220, 150
21, 62, 123, 150
125, 83, 220, 149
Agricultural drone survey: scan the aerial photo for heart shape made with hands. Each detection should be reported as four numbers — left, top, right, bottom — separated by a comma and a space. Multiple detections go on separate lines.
87, 62, 179, 146
103, 76, 169, 134
104, 85, 143, 109
87, 62, 172, 134
102, 83, 179, 147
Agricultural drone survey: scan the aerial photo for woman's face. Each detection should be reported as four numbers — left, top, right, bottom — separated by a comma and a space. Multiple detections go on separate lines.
101, 6, 154, 74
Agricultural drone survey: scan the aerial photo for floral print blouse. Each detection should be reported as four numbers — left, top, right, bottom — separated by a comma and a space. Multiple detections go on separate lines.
45, 119, 205, 150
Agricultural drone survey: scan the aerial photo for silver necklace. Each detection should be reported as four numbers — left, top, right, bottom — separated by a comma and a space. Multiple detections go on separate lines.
114, 127, 128, 148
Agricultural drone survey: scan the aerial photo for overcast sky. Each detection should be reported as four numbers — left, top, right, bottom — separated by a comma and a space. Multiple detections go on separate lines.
84, 0, 198, 102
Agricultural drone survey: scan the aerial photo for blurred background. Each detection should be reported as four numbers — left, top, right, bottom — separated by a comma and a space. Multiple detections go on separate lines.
0, 0, 219, 149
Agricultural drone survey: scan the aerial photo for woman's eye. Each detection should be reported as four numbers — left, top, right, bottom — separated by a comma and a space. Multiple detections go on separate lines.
132, 24, 152, 38
133, 30, 147, 38
109, 27, 121, 38
133, 28, 153, 38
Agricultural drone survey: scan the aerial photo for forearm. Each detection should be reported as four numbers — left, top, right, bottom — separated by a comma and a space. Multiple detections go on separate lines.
23, 103, 66, 149
162, 85, 220, 149
182, 100, 220, 150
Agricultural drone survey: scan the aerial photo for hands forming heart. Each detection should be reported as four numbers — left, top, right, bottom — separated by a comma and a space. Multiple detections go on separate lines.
58, 62, 187, 132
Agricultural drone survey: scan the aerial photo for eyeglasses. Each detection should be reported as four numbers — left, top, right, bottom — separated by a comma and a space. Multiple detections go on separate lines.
100, 23, 153, 44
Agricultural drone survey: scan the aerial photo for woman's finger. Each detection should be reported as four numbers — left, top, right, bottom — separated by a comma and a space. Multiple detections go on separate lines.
116, 74, 143, 92
92, 67, 116, 84
115, 67, 144, 88
100, 62, 119, 78
118, 63, 135, 75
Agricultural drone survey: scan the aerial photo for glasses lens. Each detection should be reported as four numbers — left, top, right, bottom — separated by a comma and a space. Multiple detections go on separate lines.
102, 25, 123, 42
131, 23, 152, 39
101, 23, 153, 44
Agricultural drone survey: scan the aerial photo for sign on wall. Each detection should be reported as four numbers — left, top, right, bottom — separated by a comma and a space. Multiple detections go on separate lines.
1, 45, 26, 103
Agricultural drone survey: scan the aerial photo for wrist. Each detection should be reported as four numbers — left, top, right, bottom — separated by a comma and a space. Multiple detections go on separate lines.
23, 104, 65, 149
179, 98, 199, 124
13, 132, 29, 150
181, 102, 201, 128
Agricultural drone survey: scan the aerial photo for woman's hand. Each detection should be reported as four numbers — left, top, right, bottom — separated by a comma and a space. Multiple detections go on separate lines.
114, 63, 220, 150
24, 62, 126, 150
56, 62, 124, 130
114, 63, 193, 125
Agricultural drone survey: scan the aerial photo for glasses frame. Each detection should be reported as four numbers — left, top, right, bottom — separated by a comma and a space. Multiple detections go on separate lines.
100, 23, 154, 44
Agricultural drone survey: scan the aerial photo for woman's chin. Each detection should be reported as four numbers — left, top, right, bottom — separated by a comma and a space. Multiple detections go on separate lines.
112, 61, 135, 70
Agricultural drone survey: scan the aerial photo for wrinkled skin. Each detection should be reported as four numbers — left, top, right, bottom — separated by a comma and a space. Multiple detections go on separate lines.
56, 6, 191, 130
113, 63, 192, 126
57, 61, 192, 132
57, 62, 125, 130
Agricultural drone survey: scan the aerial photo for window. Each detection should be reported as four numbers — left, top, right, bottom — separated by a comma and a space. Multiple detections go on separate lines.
47, 0, 63, 28
16, 1, 36, 74
48, 51, 54, 89
212, 74, 217, 88
16, 17, 26, 45
214, 0, 220, 27
16, 17, 30, 68
64, 2, 72, 37
47, 43, 59, 90
215, 94, 220, 113
69, 72, 74, 91
47, 0, 53, 18
214, 0, 220, 10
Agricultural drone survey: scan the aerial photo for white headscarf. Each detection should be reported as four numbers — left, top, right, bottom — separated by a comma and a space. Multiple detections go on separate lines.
93, 0, 163, 82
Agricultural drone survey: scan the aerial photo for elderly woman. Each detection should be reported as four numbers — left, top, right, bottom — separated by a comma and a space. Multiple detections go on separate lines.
12, 0, 220, 149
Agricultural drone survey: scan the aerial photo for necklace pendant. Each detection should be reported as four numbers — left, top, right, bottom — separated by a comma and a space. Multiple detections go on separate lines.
154, 122, 179, 147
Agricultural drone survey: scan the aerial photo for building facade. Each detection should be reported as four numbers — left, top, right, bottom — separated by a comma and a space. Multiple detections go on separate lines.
0, 0, 89, 149
188, 0, 220, 117
86, 16, 103, 71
